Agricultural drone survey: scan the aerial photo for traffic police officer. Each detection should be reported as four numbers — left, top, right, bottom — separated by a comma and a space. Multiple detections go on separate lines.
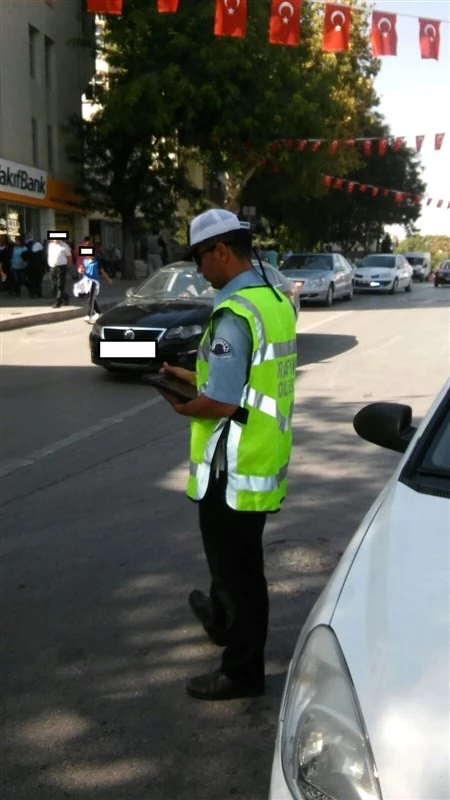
160, 209, 297, 700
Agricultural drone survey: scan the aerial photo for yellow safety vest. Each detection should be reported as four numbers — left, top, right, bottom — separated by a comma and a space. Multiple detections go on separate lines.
186, 286, 297, 511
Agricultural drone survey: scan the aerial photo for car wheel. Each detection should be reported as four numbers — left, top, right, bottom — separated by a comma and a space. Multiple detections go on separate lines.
405, 280, 412, 293
344, 283, 354, 301
324, 284, 334, 306
390, 278, 399, 295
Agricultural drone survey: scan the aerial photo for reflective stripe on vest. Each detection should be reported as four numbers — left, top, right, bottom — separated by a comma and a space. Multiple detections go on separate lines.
246, 387, 294, 434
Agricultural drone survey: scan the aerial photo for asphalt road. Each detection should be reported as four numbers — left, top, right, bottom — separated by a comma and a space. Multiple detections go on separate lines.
1, 282, 449, 800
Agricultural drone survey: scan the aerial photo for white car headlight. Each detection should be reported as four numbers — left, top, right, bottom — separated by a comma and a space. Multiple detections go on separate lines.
165, 324, 203, 340
281, 626, 382, 800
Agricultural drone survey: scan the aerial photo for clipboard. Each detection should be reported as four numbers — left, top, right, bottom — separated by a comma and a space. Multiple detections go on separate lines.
148, 373, 198, 403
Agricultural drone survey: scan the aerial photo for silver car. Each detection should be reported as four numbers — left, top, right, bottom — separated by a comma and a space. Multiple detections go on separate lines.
280, 253, 354, 306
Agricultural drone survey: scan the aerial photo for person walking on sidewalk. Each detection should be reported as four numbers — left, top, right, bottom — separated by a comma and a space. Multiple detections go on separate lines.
10, 237, 28, 297
73, 251, 112, 323
47, 237, 72, 308
158, 209, 297, 701
21, 234, 46, 298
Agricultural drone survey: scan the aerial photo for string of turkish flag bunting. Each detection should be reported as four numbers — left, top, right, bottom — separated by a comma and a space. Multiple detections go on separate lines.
322, 176, 449, 210
87, 1, 447, 61
271, 133, 446, 155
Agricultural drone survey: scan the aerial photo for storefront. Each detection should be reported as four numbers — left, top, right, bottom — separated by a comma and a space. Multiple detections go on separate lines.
0, 157, 87, 244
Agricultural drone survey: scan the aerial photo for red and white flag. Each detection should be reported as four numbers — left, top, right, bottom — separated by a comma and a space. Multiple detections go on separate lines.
323, 176, 333, 188
359, 184, 368, 193
310, 140, 322, 152
296, 139, 308, 151
393, 136, 404, 152
372, 187, 379, 197
347, 182, 356, 193
214, 0, 247, 38
416, 135, 425, 152
437, 199, 444, 208
427, 198, 433, 206
419, 18, 440, 60
269, 0, 301, 46
394, 192, 405, 203
362, 139, 372, 156
322, 3, 351, 52
378, 138, 388, 155
447, 201, 450, 210
334, 178, 343, 188
87, 0, 122, 13
383, 189, 390, 197
157, 0, 179, 11
371, 12, 397, 56
328, 140, 339, 154
435, 133, 445, 150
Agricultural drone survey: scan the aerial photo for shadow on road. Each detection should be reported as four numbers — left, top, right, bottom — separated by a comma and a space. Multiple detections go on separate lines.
1, 364, 405, 800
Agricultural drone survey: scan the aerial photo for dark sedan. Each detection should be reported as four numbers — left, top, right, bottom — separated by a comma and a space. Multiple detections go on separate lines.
434, 261, 450, 287
90, 260, 298, 375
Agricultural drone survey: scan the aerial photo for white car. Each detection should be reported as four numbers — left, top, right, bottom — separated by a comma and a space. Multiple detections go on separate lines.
269, 380, 450, 800
354, 254, 413, 293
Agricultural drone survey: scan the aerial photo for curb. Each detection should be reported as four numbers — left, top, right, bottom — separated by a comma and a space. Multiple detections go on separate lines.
0, 299, 121, 333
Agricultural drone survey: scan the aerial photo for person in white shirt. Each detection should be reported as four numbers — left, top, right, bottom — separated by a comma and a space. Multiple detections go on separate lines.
47, 238, 72, 308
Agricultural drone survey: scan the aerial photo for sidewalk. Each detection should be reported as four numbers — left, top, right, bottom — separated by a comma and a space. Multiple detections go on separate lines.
0, 275, 139, 332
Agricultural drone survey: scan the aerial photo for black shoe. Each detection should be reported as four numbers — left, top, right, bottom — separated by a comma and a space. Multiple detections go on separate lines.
186, 670, 265, 701
63, 295, 69, 305
188, 590, 228, 646
53, 302, 62, 309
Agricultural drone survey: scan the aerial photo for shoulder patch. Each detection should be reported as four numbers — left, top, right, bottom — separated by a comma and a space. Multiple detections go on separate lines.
211, 337, 231, 356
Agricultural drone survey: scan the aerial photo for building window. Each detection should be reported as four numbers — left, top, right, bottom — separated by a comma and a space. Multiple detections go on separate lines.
29, 26, 38, 79
32, 118, 39, 166
47, 125, 54, 171
44, 37, 54, 88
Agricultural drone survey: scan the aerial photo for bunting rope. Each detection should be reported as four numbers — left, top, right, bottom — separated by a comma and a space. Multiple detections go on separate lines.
271, 133, 447, 155
322, 175, 450, 210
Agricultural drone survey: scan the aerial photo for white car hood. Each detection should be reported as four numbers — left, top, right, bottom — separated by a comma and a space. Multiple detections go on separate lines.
331, 482, 450, 800
356, 266, 394, 278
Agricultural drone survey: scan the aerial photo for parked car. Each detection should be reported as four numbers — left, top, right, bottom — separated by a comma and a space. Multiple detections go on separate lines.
89, 260, 299, 375
269, 379, 450, 800
280, 253, 354, 305
434, 260, 450, 287
354, 254, 412, 293
403, 251, 432, 281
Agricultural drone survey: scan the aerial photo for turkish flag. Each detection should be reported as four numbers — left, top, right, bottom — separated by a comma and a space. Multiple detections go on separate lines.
347, 182, 356, 193
310, 140, 322, 152
328, 140, 339, 154
447, 201, 450, 210
394, 192, 405, 203
362, 140, 372, 156
214, 0, 247, 38
437, 199, 443, 208
414, 196, 421, 205
285, 139, 294, 149
378, 139, 388, 155
435, 133, 445, 150
371, 12, 397, 56
343, 138, 355, 146
334, 178, 343, 188
383, 189, 390, 197
415, 135, 425, 152
87, 0, 122, 13
269, 0, 301, 46
419, 18, 440, 60
372, 187, 379, 197
323, 176, 333, 188
427, 198, 433, 206
157, 0, 179, 11
323, 4, 351, 52
393, 137, 404, 152
359, 184, 368, 193
296, 139, 307, 151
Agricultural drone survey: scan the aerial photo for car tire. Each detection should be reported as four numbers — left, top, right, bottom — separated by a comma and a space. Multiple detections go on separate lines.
390, 278, 399, 295
344, 283, 354, 301
405, 281, 412, 293
324, 284, 334, 306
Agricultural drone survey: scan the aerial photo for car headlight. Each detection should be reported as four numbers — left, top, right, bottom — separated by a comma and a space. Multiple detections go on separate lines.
165, 324, 203, 340
281, 626, 382, 800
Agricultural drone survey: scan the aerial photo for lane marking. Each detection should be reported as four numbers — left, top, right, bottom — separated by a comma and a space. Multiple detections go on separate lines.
298, 310, 355, 334
1, 395, 163, 478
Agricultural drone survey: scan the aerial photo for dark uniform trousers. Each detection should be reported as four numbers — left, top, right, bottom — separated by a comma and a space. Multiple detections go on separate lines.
51, 264, 69, 304
198, 470, 268, 686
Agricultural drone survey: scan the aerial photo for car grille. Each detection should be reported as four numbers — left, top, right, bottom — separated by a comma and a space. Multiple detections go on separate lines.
102, 327, 165, 342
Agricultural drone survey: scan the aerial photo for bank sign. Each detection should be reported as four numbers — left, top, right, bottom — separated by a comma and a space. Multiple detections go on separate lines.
0, 158, 47, 200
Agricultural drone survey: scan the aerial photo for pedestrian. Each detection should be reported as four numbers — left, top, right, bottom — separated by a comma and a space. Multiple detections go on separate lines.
73, 250, 112, 323
47, 236, 72, 308
158, 209, 297, 701
10, 236, 28, 296
21, 234, 46, 297
72, 236, 92, 279
0, 234, 14, 294
265, 243, 279, 268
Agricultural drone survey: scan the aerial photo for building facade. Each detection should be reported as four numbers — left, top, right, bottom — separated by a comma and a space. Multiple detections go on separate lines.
0, 0, 95, 244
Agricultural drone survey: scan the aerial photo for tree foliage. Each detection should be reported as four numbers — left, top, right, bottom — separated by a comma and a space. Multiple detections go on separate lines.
396, 234, 450, 268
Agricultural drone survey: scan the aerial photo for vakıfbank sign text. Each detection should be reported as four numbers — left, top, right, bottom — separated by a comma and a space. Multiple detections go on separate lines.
0, 158, 47, 200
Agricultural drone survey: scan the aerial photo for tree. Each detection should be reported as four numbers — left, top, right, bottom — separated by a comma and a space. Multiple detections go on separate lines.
397, 235, 450, 268
71, 0, 382, 273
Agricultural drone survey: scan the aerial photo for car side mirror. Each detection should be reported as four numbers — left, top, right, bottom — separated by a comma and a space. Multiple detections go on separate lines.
353, 402, 417, 454
125, 287, 135, 298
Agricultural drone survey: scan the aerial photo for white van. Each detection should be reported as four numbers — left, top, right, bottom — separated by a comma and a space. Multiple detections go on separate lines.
403, 252, 431, 281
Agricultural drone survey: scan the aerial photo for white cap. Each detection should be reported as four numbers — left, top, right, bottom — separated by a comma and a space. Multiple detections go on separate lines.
187, 209, 250, 254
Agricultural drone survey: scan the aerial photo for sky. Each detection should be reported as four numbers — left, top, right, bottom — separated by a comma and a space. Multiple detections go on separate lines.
369, 0, 450, 237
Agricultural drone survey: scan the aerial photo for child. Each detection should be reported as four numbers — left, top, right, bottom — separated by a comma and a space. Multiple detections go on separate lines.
73, 253, 112, 323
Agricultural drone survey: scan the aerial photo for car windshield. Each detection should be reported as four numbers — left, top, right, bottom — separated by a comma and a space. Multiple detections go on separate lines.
439, 261, 450, 270
281, 254, 333, 271
133, 266, 214, 300
405, 256, 425, 266
360, 255, 396, 268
